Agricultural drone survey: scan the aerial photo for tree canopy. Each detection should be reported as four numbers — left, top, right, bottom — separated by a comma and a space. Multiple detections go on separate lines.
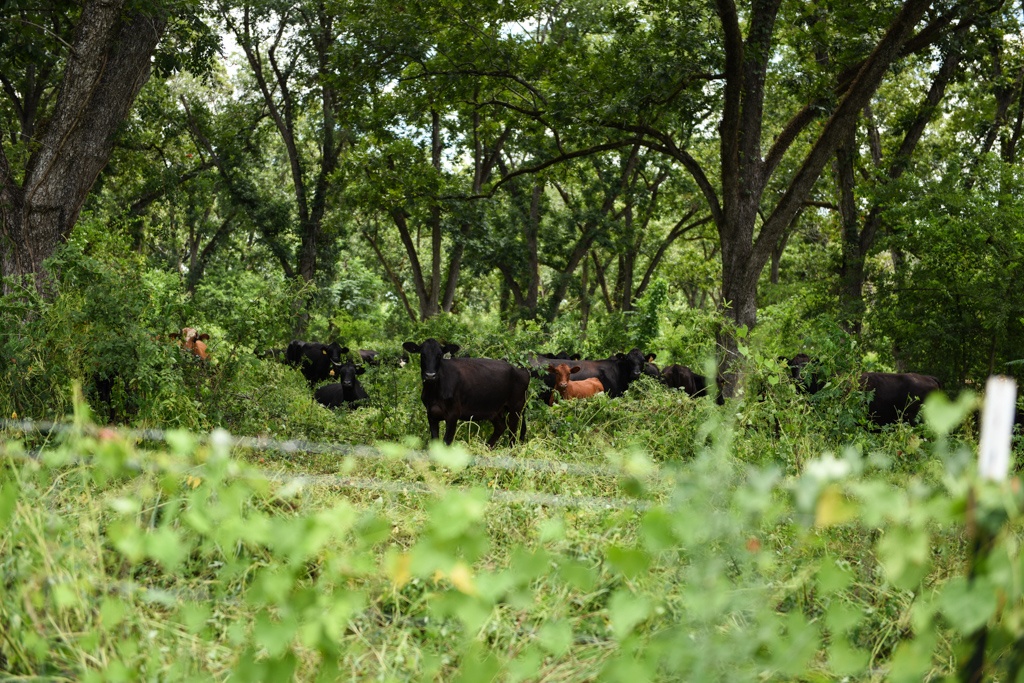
2, 0, 1023, 392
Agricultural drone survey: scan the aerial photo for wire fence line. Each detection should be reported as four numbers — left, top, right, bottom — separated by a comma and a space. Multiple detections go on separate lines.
1, 419, 661, 511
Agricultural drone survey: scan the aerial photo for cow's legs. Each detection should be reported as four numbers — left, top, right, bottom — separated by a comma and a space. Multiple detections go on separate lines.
443, 419, 458, 445
505, 413, 521, 446
428, 417, 441, 441
487, 416, 508, 448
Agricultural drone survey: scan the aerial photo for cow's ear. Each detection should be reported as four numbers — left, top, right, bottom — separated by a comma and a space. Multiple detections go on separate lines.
547, 364, 557, 373
356, 366, 365, 375
402, 341, 421, 354
646, 353, 656, 362
198, 334, 210, 341
168, 332, 180, 340
443, 343, 461, 355
570, 366, 582, 374
339, 346, 349, 354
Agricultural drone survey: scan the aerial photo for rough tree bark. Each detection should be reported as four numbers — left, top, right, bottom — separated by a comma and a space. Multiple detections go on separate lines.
708, 0, 935, 395
0, 0, 167, 293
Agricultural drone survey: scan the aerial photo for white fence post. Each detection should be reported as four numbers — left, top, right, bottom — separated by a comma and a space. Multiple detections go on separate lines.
978, 375, 1017, 482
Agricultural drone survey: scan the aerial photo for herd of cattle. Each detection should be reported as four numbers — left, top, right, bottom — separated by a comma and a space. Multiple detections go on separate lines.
162, 327, 958, 447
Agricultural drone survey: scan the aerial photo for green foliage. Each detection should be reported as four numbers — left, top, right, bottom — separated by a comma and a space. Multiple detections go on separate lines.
627, 278, 667, 351
4, 378, 1022, 681
870, 158, 1024, 386
658, 304, 719, 365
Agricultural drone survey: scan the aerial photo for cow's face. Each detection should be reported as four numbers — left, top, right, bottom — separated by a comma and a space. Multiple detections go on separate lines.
788, 353, 819, 392
548, 364, 572, 391
338, 361, 365, 387
403, 339, 460, 383
619, 348, 647, 380
170, 327, 210, 360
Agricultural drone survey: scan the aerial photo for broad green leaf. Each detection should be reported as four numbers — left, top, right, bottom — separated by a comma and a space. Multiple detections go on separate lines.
817, 558, 854, 595
606, 545, 650, 579
937, 576, 998, 634
829, 640, 869, 676
537, 620, 573, 656
608, 589, 652, 641
921, 390, 976, 437
877, 525, 931, 589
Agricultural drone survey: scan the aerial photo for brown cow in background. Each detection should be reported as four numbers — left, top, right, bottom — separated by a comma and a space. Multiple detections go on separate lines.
169, 327, 210, 361
547, 364, 605, 405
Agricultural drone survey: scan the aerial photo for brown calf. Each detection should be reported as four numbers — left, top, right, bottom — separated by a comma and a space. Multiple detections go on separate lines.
547, 364, 605, 405
169, 327, 210, 361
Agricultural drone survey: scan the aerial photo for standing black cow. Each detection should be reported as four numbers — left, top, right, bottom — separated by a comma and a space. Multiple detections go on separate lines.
314, 359, 370, 409
403, 339, 530, 447
546, 347, 652, 399
787, 355, 941, 426
286, 340, 345, 385
860, 372, 942, 426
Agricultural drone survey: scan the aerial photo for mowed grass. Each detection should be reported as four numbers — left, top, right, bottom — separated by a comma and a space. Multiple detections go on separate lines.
0, 356, 991, 681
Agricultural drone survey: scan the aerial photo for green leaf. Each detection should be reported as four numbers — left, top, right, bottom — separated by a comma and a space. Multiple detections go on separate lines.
921, 390, 976, 437
0, 480, 20, 527
817, 558, 854, 595
887, 630, 937, 683
937, 576, 998, 634
538, 620, 573, 656
606, 545, 650, 579
608, 589, 651, 641
429, 441, 471, 471
877, 525, 930, 589
100, 597, 128, 629
145, 527, 186, 571
828, 639, 869, 676
254, 612, 298, 658
773, 612, 819, 676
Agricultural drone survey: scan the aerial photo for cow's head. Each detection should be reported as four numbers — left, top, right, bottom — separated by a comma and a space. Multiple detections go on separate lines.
547, 363, 579, 392
326, 343, 348, 376
338, 359, 365, 387
169, 327, 210, 360
616, 347, 649, 380
787, 353, 825, 394
403, 339, 460, 382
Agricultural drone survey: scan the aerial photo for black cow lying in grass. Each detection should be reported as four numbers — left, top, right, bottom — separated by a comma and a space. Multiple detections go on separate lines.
314, 359, 369, 409
661, 364, 707, 397
286, 340, 345, 386
403, 338, 530, 447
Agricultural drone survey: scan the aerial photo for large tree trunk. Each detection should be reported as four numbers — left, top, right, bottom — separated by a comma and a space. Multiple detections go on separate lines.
835, 125, 864, 334
0, 0, 167, 292
710, 0, 933, 397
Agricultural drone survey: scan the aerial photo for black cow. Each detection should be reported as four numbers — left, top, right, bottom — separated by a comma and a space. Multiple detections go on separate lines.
643, 359, 661, 380
787, 353, 827, 394
358, 349, 380, 366
314, 360, 369, 409
543, 350, 582, 361
661, 364, 708, 397
403, 338, 530, 447
544, 347, 652, 399
860, 372, 942, 426
787, 355, 941, 426
286, 340, 345, 385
